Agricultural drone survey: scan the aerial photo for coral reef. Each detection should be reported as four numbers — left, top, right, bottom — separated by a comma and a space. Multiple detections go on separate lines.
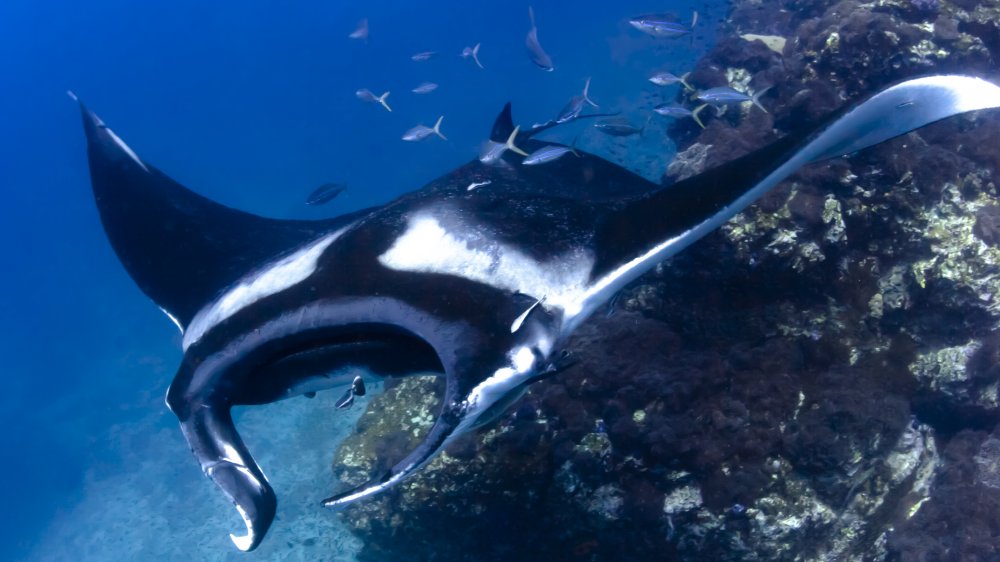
330, 0, 1000, 560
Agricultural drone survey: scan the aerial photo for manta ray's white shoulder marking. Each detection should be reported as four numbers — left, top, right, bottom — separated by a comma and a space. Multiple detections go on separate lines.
183, 226, 351, 350
377, 213, 594, 317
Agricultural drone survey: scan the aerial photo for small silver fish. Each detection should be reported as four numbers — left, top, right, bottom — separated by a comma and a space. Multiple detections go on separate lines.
335, 391, 354, 409
402, 115, 446, 141
335, 376, 365, 409
305, 183, 347, 206
653, 104, 706, 128
479, 126, 530, 165
556, 78, 599, 123
349, 18, 368, 41
466, 180, 492, 191
525, 6, 554, 71
594, 119, 646, 137
649, 71, 692, 90
522, 144, 576, 166
510, 296, 545, 333
696, 85, 770, 113
356, 88, 392, 112
461, 43, 484, 69
411, 51, 437, 61
653, 104, 692, 117
412, 82, 439, 94
628, 11, 697, 38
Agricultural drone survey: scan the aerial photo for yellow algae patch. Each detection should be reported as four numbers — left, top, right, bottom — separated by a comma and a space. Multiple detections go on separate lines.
741, 33, 787, 54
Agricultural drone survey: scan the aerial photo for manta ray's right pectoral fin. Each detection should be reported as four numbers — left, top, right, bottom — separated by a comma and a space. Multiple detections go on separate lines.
322, 358, 471, 509
322, 405, 461, 508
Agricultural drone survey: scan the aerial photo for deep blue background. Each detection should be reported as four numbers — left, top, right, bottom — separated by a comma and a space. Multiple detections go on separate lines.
0, 0, 719, 558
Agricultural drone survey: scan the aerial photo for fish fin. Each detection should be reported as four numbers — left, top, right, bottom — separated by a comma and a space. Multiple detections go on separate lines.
751, 86, 770, 114
583, 77, 599, 108
680, 72, 694, 92
335, 388, 355, 409
433, 115, 447, 140
692, 104, 708, 128
490, 102, 515, 143
510, 297, 545, 333
506, 126, 530, 157
473, 42, 483, 68
304, 391, 317, 399
73, 95, 369, 329
640, 114, 652, 137
528, 6, 537, 28
379, 91, 392, 112
691, 10, 699, 28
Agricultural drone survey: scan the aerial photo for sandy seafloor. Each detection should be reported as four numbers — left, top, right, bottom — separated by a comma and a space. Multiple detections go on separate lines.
30, 379, 378, 561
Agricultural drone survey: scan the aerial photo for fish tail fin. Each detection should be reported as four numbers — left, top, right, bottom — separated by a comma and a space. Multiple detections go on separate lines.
507, 125, 529, 157
751, 86, 770, 114
692, 104, 707, 129
473, 43, 483, 68
433, 115, 447, 140
680, 72, 694, 92
379, 92, 392, 112
570, 135, 581, 157
583, 77, 599, 108
689, 11, 698, 47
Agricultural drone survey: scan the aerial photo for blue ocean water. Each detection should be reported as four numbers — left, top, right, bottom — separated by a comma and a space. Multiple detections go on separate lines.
0, 1, 720, 559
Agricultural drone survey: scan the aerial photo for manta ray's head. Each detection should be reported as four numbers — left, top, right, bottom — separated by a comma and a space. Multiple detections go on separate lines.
321, 298, 569, 509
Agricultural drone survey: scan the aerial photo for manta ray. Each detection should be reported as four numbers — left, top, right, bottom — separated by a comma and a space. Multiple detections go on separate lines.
74, 75, 1000, 551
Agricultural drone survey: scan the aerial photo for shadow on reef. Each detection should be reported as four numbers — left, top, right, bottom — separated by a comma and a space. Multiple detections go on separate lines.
331, 0, 1000, 560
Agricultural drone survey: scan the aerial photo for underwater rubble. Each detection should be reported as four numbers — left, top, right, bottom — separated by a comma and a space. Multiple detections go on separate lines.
331, 0, 1000, 560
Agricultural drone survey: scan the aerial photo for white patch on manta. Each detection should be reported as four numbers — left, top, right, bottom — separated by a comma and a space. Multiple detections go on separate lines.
104, 126, 150, 173
377, 214, 593, 313
458, 342, 547, 435
159, 306, 184, 333
230, 503, 256, 551
183, 227, 349, 350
